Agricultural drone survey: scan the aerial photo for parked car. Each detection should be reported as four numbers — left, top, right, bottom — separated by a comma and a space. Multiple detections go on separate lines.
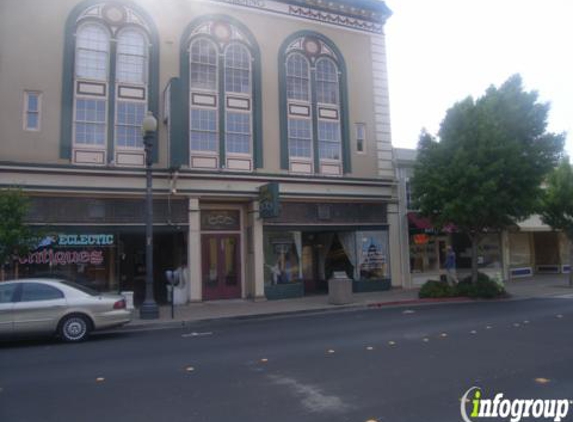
0, 278, 131, 342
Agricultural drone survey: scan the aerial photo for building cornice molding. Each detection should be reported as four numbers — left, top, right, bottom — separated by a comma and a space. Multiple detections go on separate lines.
199, 0, 391, 34
0, 162, 396, 187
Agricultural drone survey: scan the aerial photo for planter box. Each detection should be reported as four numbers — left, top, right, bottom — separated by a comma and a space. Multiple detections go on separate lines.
265, 282, 304, 300
352, 279, 391, 293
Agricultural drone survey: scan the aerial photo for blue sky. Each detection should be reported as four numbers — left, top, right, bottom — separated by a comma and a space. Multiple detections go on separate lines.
384, 0, 573, 155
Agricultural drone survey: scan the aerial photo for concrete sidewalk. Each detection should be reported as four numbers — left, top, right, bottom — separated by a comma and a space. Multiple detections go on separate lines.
127, 274, 573, 329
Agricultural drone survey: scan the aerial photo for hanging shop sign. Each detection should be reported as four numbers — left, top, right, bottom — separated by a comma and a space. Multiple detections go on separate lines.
259, 182, 280, 219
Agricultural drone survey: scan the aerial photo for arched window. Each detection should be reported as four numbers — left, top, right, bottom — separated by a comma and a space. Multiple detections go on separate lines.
74, 24, 110, 149
64, 3, 157, 166
286, 53, 310, 102
280, 33, 349, 175
115, 28, 148, 150
76, 23, 110, 81
190, 39, 218, 91
184, 19, 259, 171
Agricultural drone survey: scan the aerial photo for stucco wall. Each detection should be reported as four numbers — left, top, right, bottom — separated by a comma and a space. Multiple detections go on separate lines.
0, 0, 390, 180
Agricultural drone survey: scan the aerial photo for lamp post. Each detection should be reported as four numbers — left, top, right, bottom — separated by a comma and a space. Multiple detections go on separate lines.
139, 111, 159, 319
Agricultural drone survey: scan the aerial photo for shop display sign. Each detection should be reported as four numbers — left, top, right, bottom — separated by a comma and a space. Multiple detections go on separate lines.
259, 182, 280, 218
19, 249, 104, 266
413, 234, 429, 245
37, 234, 115, 248
201, 210, 241, 231
18, 233, 113, 267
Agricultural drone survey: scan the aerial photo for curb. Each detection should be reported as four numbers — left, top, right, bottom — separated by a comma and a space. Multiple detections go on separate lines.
119, 295, 512, 333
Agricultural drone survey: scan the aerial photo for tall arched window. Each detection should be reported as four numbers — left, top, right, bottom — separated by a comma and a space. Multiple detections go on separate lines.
65, 3, 157, 166
189, 38, 218, 154
279, 33, 349, 175
115, 28, 148, 150
74, 23, 110, 149
184, 18, 259, 171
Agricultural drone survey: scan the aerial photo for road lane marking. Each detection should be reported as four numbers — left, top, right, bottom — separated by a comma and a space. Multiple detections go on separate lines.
535, 378, 551, 384
470, 330, 477, 334
440, 333, 448, 338
556, 314, 564, 319
388, 341, 396, 346
513, 323, 521, 327
327, 349, 336, 354
366, 346, 374, 351
402, 309, 416, 314
260, 358, 269, 363
182, 332, 213, 338
185, 366, 195, 372
486, 325, 493, 329
268, 375, 353, 413
96, 377, 105, 383
423, 338, 430, 343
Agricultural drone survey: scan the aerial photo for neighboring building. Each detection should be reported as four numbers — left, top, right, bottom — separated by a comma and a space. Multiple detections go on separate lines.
1, 0, 401, 304
395, 147, 570, 286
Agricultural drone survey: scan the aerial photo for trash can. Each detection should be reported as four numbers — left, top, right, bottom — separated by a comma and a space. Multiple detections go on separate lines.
328, 273, 353, 305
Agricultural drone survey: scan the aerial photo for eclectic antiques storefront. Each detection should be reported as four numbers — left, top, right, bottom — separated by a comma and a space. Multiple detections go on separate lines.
14, 196, 188, 305
261, 202, 391, 299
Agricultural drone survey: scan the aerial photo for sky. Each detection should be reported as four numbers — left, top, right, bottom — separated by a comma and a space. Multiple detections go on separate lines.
384, 0, 573, 155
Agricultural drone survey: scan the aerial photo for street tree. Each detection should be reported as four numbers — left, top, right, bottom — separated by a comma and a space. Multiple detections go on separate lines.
0, 188, 36, 280
540, 159, 573, 287
411, 75, 564, 283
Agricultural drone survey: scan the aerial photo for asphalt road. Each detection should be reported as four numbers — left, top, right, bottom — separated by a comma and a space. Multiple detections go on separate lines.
1, 297, 573, 422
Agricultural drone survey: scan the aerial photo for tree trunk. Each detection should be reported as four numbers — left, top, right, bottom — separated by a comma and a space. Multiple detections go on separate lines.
470, 235, 479, 283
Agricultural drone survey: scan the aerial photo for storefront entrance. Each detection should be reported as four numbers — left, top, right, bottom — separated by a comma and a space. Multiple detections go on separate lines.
201, 234, 241, 300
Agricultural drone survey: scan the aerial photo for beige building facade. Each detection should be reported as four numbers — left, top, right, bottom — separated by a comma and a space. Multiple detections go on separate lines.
0, 0, 401, 304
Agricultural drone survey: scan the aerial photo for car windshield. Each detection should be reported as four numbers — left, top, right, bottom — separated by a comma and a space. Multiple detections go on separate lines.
58, 280, 100, 296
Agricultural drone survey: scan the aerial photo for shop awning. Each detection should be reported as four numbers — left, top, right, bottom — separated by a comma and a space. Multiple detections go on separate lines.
407, 212, 456, 233
407, 212, 433, 230
517, 214, 551, 232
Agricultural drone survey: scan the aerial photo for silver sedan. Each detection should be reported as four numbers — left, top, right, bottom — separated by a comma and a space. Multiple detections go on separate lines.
0, 278, 131, 342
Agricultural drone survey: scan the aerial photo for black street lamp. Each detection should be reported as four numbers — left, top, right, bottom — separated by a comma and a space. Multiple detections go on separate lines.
139, 111, 159, 320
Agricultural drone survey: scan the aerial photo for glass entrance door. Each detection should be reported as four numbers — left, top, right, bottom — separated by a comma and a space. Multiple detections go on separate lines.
202, 234, 241, 300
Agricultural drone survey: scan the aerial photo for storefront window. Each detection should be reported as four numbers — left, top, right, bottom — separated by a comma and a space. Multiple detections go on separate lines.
17, 233, 117, 292
409, 236, 440, 273
477, 234, 502, 268
357, 230, 390, 280
263, 231, 301, 285
509, 233, 531, 267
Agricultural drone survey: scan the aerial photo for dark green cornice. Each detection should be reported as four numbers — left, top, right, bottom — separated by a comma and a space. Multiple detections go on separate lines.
278, 0, 392, 23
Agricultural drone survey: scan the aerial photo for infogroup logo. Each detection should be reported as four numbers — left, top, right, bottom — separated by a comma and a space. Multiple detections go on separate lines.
461, 387, 571, 422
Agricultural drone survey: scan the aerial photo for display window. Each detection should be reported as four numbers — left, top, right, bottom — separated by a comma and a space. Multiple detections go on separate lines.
16, 233, 117, 292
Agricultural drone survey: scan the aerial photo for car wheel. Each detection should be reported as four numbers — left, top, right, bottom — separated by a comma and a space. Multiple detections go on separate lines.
59, 314, 91, 342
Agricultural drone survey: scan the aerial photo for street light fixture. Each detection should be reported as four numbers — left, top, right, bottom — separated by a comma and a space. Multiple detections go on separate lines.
139, 111, 159, 320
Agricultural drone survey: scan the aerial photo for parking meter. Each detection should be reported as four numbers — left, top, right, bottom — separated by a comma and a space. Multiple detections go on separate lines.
165, 270, 180, 319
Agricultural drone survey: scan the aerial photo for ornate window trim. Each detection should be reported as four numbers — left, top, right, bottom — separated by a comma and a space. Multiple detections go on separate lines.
61, 0, 159, 166
279, 31, 351, 176
177, 15, 262, 171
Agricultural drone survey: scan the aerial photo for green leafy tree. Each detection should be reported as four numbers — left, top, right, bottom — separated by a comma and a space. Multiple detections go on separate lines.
0, 188, 36, 279
411, 75, 564, 282
540, 159, 573, 287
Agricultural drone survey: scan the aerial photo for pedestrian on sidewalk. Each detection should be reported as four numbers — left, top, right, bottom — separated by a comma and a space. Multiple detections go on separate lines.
445, 246, 458, 286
